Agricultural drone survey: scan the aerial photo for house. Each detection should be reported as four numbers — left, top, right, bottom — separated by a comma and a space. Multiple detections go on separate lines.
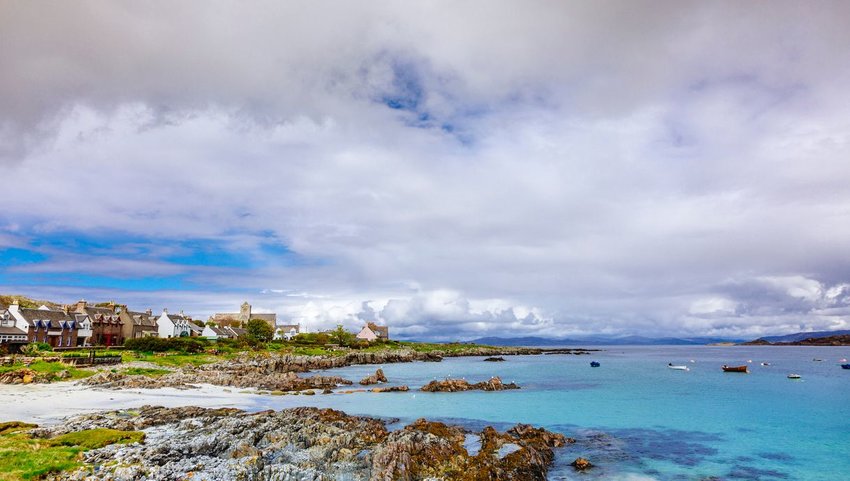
202, 325, 245, 340
274, 324, 301, 340
0, 309, 28, 351
7, 303, 79, 348
355, 322, 389, 342
209, 301, 276, 330
186, 321, 204, 337
155, 309, 193, 338
69, 300, 124, 347
71, 313, 94, 346
116, 306, 158, 340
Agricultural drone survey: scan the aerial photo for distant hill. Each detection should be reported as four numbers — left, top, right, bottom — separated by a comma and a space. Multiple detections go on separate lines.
748, 330, 850, 344
743, 330, 850, 346
471, 335, 744, 347
0, 294, 62, 310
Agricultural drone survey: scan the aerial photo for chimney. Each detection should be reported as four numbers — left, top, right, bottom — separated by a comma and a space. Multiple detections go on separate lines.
163, 308, 168, 314
146, 308, 152, 316
75, 299, 87, 312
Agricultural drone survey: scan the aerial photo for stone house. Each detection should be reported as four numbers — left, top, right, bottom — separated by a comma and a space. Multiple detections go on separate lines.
116, 306, 159, 340
69, 300, 123, 347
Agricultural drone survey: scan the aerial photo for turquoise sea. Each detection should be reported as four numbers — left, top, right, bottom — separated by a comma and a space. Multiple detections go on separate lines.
247, 346, 850, 480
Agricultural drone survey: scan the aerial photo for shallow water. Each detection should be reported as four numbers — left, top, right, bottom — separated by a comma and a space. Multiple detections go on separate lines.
244, 346, 850, 481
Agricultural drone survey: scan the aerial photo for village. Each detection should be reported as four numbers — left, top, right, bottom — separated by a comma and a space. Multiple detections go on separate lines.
0, 298, 389, 353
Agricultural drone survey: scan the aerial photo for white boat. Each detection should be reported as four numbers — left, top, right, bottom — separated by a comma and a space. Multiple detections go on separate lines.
668, 363, 689, 371
787, 374, 801, 379
761, 362, 770, 366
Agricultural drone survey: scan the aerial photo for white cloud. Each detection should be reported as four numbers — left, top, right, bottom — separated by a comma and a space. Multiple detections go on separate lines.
1, 2, 850, 338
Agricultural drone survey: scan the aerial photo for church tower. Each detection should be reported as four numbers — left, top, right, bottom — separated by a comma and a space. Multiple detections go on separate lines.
239, 302, 251, 321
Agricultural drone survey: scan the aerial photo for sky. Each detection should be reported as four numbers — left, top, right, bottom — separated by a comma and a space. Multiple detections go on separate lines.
1, 1, 850, 340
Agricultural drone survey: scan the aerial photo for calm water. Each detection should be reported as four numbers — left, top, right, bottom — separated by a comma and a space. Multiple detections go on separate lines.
244, 346, 850, 480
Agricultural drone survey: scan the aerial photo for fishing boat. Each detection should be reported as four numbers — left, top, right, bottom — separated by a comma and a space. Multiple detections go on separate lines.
668, 363, 689, 371
841, 364, 850, 370
721, 365, 749, 373
590, 361, 600, 367
787, 373, 801, 379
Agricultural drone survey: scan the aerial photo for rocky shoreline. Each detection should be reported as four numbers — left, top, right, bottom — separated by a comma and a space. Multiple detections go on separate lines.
36, 405, 572, 481
77, 348, 586, 392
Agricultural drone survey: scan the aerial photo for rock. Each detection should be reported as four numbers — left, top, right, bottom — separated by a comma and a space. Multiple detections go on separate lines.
483, 357, 505, 362
571, 457, 593, 470
43, 405, 567, 481
421, 376, 520, 392
371, 385, 409, 393
359, 368, 388, 385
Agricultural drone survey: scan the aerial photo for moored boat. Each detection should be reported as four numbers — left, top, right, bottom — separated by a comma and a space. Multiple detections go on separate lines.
787, 373, 801, 379
842, 364, 850, 370
590, 361, 600, 367
721, 365, 749, 373
668, 363, 689, 371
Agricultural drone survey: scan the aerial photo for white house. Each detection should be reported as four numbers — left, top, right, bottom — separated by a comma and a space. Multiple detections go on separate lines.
274, 324, 301, 341
202, 325, 244, 340
355, 322, 389, 342
155, 309, 192, 338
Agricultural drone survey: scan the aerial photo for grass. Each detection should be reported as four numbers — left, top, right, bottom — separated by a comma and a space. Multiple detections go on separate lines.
122, 367, 170, 377
0, 424, 144, 481
0, 361, 94, 382
131, 353, 220, 368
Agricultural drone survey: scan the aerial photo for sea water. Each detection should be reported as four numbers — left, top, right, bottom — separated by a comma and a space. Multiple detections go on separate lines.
245, 346, 850, 480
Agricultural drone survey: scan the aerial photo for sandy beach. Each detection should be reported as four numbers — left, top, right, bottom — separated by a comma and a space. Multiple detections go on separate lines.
0, 382, 263, 425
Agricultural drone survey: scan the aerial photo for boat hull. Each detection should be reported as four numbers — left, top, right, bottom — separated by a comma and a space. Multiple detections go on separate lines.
721, 365, 749, 373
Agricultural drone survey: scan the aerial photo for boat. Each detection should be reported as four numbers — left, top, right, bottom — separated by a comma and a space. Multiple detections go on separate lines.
668, 363, 689, 371
721, 365, 749, 373
590, 361, 600, 367
787, 374, 801, 379
842, 364, 850, 370
760, 362, 770, 366
813, 358, 823, 362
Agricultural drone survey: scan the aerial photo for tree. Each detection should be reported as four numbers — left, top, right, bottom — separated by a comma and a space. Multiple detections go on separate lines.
246, 319, 274, 342
329, 325, 354, 346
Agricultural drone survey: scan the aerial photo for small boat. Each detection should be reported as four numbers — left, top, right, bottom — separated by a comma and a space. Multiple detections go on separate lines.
787, 374, 801, 379
668, 363, 689, 371
840, 358, 847, 363
760, 362, 770, 366
590, 361, 600, 367
722, 365, 749, 373
813, 358, 823, 362
841, 364, 850, 370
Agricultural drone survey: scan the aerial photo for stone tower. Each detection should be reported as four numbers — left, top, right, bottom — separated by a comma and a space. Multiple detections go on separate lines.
239, 302, 251, 321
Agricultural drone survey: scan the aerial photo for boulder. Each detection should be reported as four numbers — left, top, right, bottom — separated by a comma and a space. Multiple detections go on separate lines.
359, 368, 388, 385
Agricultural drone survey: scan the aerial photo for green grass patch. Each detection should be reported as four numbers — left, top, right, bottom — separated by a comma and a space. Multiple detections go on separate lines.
27, 361, 94, 381
0, 426, 143, 481
122, 367, 170, 377
132, 353, 220, 368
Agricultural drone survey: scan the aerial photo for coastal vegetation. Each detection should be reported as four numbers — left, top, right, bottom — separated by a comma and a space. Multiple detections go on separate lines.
0, 422, 143, 481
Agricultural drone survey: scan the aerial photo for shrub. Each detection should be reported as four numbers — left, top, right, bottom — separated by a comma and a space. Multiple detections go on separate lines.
124, 337, 208, 353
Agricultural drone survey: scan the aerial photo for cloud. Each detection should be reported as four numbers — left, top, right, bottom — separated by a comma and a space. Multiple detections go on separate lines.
1, 2, 850, 338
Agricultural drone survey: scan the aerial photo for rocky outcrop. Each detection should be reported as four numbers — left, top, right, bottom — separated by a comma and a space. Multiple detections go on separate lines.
81, 368, 353, 392
371, 385, 409, 393
360, 368, 388, 385
0, 367, 73, 384
483, 357, 505, 362
571, 457, 593, 470
42, 405, 568, 481
420, 376, 519, 392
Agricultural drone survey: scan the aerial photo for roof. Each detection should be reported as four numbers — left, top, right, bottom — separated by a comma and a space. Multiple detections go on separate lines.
277, 324, 299, 331
187, 322, 204, 333
0, 325, 27, 336
16, 307, 73, 326
367, 322, 389, 338
250, 313, 277, 321
79, 306, 121, 323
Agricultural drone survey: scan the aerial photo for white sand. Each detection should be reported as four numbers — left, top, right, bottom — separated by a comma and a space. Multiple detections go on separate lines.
0, 383, 264, 425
